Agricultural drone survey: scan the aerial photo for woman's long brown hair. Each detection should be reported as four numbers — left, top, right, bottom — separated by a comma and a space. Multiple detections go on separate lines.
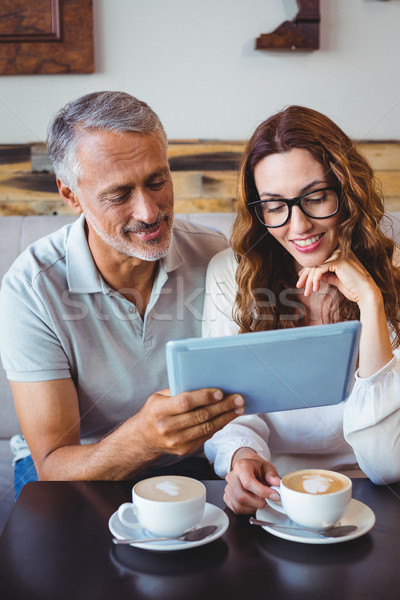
232, 105, 400, 348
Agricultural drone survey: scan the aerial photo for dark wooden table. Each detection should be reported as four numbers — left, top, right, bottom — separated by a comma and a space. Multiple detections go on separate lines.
0, 478, 399, 600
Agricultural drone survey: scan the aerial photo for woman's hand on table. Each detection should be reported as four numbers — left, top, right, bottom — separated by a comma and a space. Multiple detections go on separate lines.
224, 448, 280, 514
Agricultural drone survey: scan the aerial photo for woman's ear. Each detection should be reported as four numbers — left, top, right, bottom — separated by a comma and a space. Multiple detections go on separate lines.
57, 179, 83, 215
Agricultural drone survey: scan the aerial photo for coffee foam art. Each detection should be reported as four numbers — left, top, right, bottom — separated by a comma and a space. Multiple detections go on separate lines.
302, 474, 333, 494
156, 480, 180, 496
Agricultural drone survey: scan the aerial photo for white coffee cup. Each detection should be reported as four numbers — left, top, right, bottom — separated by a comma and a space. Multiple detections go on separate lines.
118, 475, 206, 537
269, 469, 352, 529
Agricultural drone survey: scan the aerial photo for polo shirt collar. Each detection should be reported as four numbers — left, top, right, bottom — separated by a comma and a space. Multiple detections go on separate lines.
66, 215, 106, 293
159, 224, 185, 273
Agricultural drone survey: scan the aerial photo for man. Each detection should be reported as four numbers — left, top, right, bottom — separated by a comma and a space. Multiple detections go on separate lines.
0, 91, 244, 495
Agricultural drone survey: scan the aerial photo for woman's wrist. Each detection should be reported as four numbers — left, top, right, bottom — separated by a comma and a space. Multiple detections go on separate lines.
231, 446, 259, 469
357, 284, 384, 315
357, 288, 394, 377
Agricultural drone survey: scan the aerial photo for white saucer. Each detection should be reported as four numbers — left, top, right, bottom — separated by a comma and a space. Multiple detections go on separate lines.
109, 502, 229, 551
256, 498, 375, 544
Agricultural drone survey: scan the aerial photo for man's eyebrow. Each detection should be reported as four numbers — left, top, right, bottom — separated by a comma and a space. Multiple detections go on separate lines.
258, 179, 329, 199
97, 168, 170, 200
146, 167, 170, 180
97, 185, 130, 200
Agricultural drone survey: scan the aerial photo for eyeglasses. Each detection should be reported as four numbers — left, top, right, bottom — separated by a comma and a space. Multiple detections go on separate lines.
248, 187, 340, 228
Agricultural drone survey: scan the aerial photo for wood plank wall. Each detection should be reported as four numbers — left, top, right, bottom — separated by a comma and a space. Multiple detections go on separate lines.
0, 141, 399, 216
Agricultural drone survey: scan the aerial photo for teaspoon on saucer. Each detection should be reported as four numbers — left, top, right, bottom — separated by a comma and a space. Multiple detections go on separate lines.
249, 517, 357, 538
112, 524, 218, 545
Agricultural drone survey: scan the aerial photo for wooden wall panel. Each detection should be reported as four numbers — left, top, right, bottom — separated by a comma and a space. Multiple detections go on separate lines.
0, 141, 399, 216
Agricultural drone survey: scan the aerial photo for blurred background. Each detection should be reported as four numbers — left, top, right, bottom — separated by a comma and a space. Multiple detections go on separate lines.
0, 0, 399, 214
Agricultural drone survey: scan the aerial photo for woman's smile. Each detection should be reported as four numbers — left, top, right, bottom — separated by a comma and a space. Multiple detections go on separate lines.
291, 232, 325, 252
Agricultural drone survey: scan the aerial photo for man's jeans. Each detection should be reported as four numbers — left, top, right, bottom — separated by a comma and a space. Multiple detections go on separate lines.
14, 455, 38, 500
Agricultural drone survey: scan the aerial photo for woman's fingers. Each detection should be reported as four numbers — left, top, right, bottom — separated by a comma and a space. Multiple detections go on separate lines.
224, 455, 281, 514
297, 253, 375, 301
297, 266, 326, 296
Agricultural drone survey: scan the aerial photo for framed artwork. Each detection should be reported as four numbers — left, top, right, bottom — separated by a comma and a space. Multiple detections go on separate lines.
0, 0, 94, 74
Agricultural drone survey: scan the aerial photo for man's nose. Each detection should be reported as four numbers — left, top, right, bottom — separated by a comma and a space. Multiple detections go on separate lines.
131, 191, 159, 223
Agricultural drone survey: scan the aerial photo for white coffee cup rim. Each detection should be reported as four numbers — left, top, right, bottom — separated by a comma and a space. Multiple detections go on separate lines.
133, 477, 206, 503
281, 470, 352, 495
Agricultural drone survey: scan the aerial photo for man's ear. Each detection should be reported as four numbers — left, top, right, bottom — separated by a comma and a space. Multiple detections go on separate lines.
57, 179, 83, 215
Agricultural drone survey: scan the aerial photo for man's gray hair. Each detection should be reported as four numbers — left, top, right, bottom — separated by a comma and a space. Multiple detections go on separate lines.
47, 91, 168, 190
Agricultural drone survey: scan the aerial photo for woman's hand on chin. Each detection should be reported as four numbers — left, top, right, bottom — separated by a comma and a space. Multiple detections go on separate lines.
296, 250, 381, 306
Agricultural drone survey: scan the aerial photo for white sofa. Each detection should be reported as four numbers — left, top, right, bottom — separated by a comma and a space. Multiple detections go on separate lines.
0, 211, 399, 532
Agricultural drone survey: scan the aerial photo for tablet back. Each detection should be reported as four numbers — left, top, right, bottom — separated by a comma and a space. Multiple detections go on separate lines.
166, 321, 361, 414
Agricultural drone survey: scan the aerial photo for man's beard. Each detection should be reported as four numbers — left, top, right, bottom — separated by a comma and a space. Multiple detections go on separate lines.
83, 208, 174, 261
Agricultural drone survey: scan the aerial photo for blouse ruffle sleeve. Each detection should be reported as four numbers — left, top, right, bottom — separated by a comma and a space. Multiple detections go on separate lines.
343, 346, 400, 484
204, 416, 272, 478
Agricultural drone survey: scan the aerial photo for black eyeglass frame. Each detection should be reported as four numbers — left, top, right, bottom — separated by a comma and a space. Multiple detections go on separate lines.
247, 187, 341, 228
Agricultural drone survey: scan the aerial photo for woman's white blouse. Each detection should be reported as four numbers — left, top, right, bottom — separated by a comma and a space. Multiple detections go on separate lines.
203, 248, 400, 483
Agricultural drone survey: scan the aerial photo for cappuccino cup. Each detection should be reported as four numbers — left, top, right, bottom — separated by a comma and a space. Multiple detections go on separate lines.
270, 469, 352, 530
118, 475, 206, 537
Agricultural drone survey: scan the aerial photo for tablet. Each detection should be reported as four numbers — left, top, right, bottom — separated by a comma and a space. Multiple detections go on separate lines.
166, 321, 361, 414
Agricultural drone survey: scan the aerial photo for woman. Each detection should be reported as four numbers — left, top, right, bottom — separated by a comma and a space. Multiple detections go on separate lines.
203, 105, 400, 514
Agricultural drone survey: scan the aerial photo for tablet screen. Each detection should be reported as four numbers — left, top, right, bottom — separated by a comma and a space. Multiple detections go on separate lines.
166, 321, 361, 414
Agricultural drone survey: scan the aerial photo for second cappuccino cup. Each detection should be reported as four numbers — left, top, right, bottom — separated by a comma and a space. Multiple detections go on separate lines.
270, 468, 352, 530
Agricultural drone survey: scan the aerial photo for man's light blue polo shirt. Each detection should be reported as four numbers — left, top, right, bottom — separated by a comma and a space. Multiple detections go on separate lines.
0, 215, 227, 467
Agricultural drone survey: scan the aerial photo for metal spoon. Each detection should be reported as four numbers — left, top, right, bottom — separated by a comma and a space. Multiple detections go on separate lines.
249, 517, 357, 538
112, 524, 218, 545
